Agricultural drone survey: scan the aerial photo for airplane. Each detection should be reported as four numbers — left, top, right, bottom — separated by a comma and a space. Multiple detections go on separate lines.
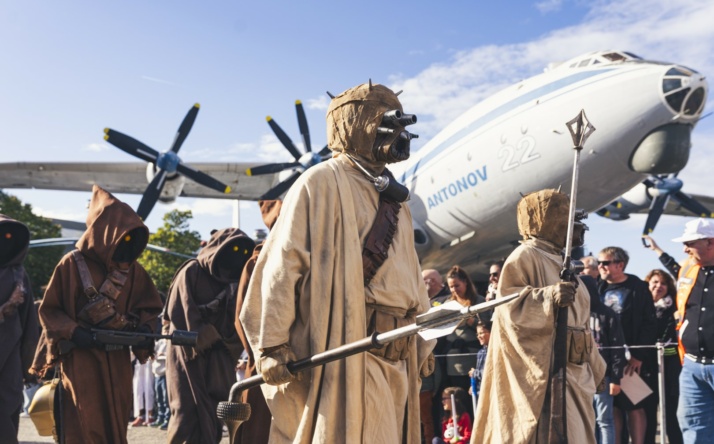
1, 50, 710, 277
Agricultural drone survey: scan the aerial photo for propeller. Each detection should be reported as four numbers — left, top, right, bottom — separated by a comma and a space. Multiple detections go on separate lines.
641, 173, 713, 245
247, 100, 331, 199
103, 103, 232, 220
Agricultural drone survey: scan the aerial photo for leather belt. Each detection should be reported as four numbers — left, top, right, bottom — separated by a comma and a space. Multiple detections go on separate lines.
685, 353, 714, 365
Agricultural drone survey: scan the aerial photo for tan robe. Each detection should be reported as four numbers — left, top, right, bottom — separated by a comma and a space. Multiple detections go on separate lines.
472, 238, 606, 444
240, 155, 432, 444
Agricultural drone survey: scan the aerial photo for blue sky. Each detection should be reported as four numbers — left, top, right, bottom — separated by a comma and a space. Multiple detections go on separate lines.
1, 0, 713, 279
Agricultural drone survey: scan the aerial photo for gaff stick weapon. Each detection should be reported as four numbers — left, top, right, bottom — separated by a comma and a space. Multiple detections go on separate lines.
549, 110, 595, 443
451, 392, 461, 441
217, 294, 518, 443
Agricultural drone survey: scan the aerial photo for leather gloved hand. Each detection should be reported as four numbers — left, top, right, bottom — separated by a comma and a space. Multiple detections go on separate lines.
258, 344, 299, 386
71, 326, 97, 349
551, 281, 576, 307
133, 324, 155, 351
420, 352, 435, 378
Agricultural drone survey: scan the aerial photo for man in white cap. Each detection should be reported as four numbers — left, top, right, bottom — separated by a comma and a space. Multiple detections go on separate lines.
669, 218, 714, 444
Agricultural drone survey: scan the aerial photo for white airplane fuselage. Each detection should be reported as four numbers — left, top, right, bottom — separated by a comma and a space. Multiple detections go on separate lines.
392, 52, 707, 275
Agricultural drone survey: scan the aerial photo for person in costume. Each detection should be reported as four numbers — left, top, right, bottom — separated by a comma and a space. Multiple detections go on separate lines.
165, 227, 254, 444
0, 215, 39, 443
472, 189, 606, 443
33, 185, 163, 444
240, 81, 434, 443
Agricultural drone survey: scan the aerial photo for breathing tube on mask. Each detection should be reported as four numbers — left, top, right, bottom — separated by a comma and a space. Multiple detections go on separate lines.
372, 109, 418, 164
344, 154, 410, 203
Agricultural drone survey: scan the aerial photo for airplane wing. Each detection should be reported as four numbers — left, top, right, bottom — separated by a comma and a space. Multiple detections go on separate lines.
0, 162, 278, 201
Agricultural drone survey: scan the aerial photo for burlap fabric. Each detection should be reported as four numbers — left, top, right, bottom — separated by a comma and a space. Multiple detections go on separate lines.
517, 189, 570, 249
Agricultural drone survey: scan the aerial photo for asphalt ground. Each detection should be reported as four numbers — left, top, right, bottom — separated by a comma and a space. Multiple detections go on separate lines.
17, 415, 230, 444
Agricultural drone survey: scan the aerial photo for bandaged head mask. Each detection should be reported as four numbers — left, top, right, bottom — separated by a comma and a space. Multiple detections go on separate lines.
326, 82, 417, 169
517, 189, 570, 250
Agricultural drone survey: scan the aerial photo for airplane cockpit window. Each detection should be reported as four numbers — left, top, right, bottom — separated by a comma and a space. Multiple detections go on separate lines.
578, 59, 591, 67
601, 52, 627, 62
662, 66, 706, 116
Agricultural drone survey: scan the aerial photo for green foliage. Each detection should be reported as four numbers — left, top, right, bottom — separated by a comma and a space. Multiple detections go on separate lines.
0, 191, 64, 299
138, 209, 201, 294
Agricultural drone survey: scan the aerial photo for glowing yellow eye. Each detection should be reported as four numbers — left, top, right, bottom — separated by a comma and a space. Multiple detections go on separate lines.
124, 235, 131, 242
233, 246, 239, 251
244, 249, 248, 254
4, 233, 11, 239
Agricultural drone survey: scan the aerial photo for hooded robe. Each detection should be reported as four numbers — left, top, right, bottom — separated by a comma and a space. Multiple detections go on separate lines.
472, 190, 605, 443
34, 185, 162, 444
240, 154, 432, 443
165, 227, 254, 444
232, 200, 283, 444
0, 215, 39, 442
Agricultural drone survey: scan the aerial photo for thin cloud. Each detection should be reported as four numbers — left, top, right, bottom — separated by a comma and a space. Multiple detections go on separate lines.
82, 142, 107, 152
141, 75, 182, 87
535, 0, 564, 13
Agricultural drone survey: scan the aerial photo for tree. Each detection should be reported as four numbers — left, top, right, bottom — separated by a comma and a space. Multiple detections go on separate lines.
139, 209, 201, 294
0, 191, 64, 299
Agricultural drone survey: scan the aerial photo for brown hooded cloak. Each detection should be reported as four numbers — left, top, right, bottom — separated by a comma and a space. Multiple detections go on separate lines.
34, 185, 162, 444
240, 83, 433, 444
472, 190, 605, 443
165, 227, 254, 444
0, 215, 39, 443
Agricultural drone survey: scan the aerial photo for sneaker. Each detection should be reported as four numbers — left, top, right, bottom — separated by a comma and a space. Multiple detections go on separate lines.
160, 421, 169, 431
149, 419, 164, 427
130, 417, 146, 427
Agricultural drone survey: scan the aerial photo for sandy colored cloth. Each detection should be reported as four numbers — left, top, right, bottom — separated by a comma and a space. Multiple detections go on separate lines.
240, 155, 432, 444
472, 238, 606, 444
0, 215, 39, 443
232, 241, 272, 444
34, 185, 162, 444
165, 227, 253, 444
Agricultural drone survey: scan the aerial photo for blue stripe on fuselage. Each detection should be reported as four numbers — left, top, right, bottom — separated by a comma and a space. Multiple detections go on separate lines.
400, 68, 614, 184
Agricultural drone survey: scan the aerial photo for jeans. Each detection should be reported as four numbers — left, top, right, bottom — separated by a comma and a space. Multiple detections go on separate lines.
677, 358, 714, 444
593, 377, 615, 444
154, 375, 169, 423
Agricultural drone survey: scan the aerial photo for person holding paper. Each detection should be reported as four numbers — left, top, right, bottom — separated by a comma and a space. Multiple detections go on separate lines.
597, 246, 657, 444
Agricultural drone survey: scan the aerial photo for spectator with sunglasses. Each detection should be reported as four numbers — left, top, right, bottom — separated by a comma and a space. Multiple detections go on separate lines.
597, 246, 657, 444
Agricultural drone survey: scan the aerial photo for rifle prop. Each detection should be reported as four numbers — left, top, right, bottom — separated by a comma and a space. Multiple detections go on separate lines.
59, 328, 198, 354
549, 110, 595, 443
217, 294, 518, 443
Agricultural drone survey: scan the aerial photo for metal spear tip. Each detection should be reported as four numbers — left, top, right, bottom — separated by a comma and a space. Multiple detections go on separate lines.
566, 109, 596, 148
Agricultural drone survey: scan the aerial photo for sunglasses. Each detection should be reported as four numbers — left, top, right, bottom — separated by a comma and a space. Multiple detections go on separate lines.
598, 260, 621, 266
489, 272, 499, 277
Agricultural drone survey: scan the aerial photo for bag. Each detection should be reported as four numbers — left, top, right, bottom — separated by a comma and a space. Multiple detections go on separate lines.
28, 378, 59, 440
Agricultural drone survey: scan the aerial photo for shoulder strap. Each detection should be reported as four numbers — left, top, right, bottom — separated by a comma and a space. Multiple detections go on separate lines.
12, 265, 26, 296
71, 250, 99, 299
362, 195, 401, 286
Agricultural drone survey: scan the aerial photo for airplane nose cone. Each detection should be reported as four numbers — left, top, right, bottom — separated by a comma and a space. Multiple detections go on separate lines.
661, 65, 708, 118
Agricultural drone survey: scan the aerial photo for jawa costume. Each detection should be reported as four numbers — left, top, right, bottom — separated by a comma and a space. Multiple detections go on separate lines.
0, 215, 39, 443
33, 185, 163, 444
232, 200, 283, 444
472, 189, 606, 443
240, 82, 434, 444
165, 227, 254, 444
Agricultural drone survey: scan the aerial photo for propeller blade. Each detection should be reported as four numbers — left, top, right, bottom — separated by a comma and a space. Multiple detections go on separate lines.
318, 145, 331, 158
170, 103, 200, 153
267, 116, 302, 161
672, 191, 714, 218
137, 169, 169, 220
261, 171, 301, 200
246, 162, 301, 176
176, 163, 231, 194
295, 100, 311, 152
103, 129, 159, 163
643, 195, 670, 237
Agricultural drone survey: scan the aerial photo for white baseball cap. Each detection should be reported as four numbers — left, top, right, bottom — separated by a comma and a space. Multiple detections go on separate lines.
672, 218, 714, 243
